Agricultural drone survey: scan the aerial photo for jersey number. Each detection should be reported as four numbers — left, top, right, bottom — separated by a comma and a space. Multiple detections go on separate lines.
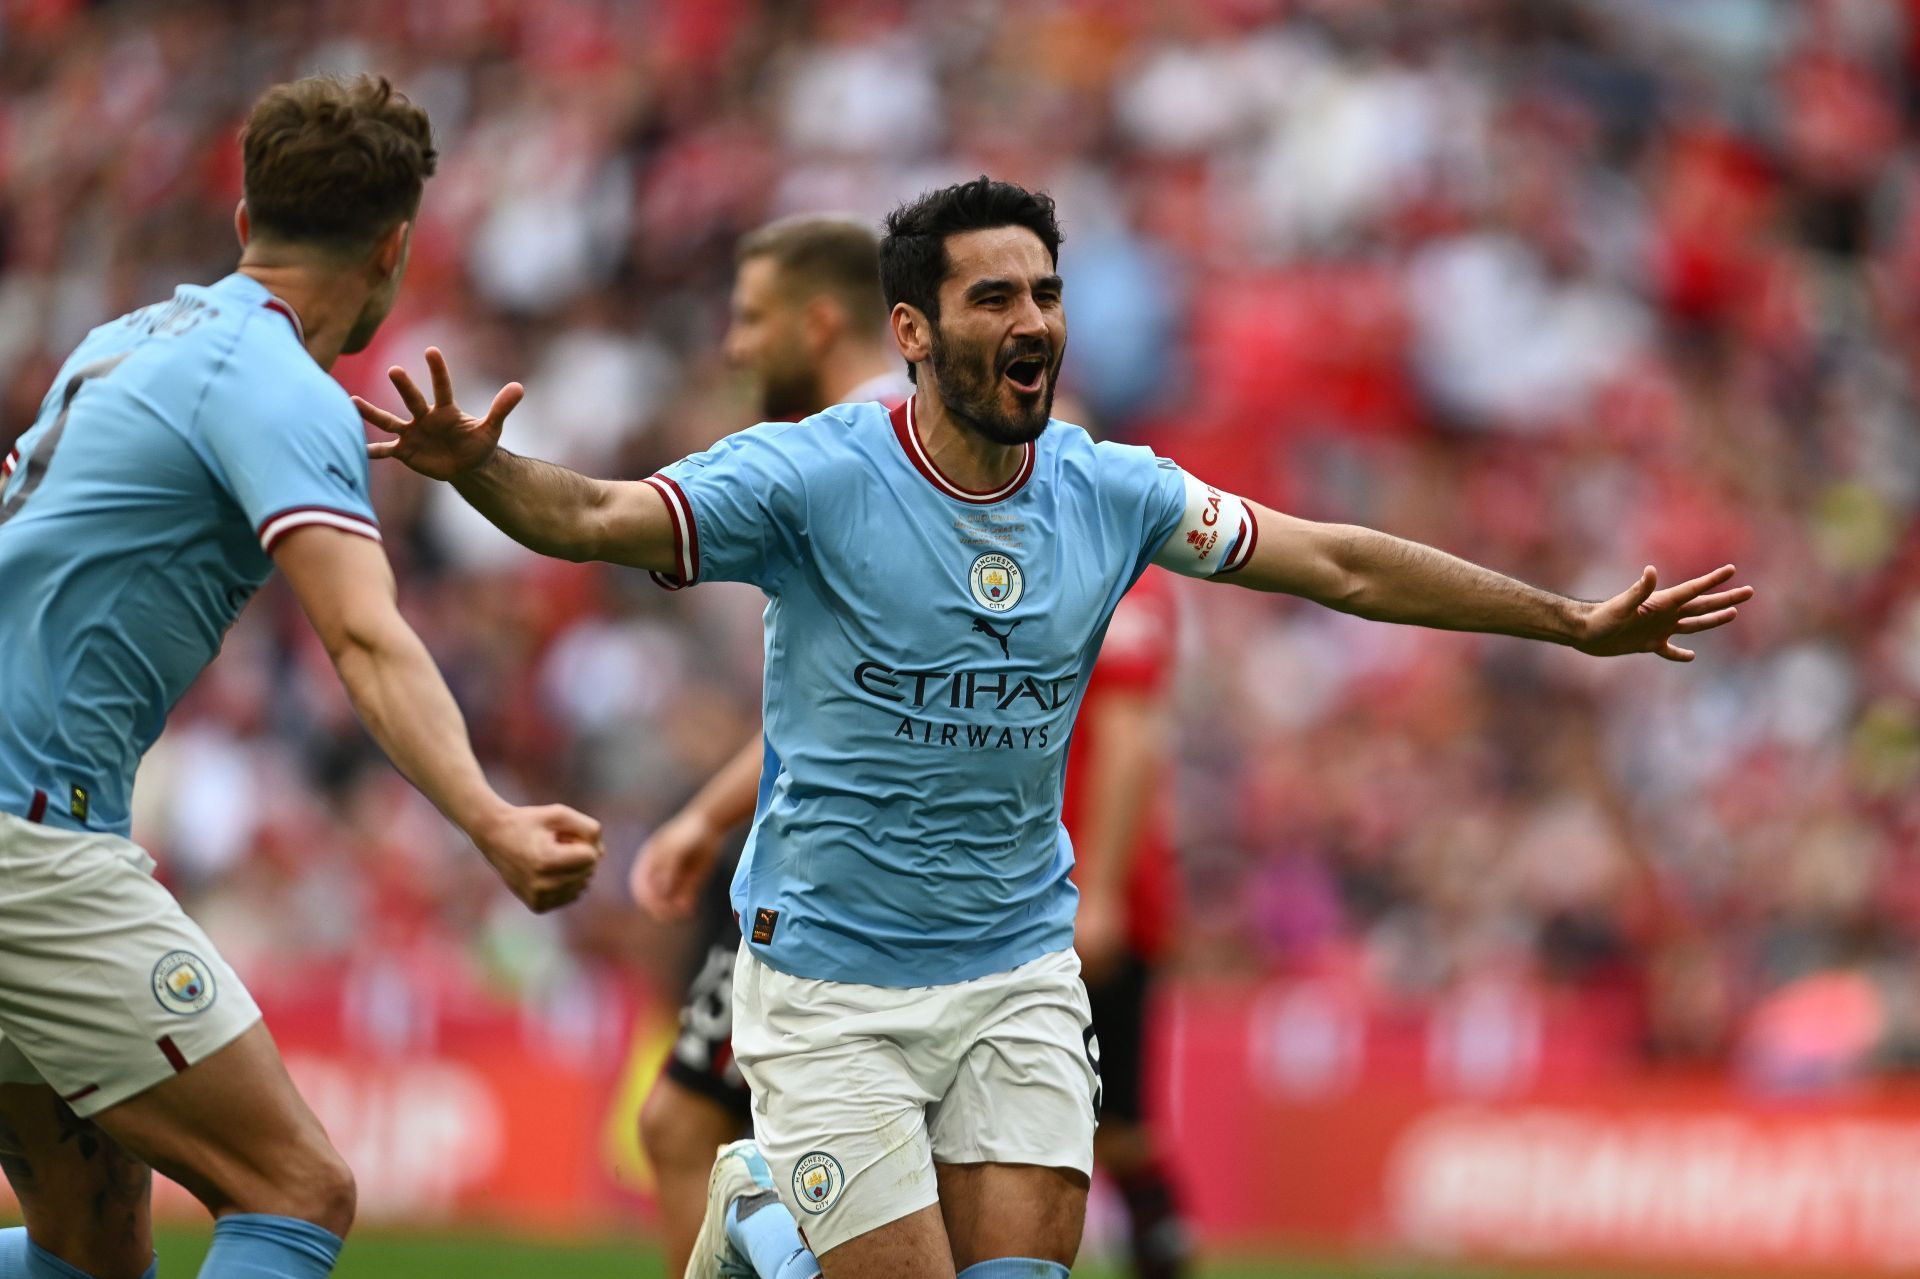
0, 355, 129, 527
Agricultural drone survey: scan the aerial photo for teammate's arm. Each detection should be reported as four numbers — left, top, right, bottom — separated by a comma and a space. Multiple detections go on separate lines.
1220, 498, 1750, 660
629, 737, 763, 922
353, 347, 676, 570
274, 524, 605, 911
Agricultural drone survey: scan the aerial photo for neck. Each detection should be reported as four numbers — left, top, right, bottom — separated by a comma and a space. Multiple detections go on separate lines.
236, 256, 367, 371
823, 342, 899, 405
910, 383, 1028, 493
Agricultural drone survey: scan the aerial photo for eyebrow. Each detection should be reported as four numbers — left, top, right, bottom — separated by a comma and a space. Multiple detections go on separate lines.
964, 274, 1065, 302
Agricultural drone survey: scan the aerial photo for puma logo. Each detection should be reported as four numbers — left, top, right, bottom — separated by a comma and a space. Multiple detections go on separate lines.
324, 462, 358, 493
970, 617, 1022, 659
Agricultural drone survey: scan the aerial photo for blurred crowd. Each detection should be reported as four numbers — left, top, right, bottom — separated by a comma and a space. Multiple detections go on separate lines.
5, 0, 1920, 1091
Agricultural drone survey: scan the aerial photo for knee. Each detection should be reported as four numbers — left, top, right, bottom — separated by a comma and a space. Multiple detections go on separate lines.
640, 1084, 717, 1172
301, 1147, 357, 1239
263, 1141, 355, 1239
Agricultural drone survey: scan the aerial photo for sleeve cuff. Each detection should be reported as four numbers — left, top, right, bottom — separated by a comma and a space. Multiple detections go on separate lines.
257, 506, 382, 554
643, 474, 700, 590
1218, 505, 1259, 575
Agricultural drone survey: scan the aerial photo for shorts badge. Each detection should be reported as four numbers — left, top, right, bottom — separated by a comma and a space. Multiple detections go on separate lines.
151, 951, 217, 1015
792, 1150, 844, 1215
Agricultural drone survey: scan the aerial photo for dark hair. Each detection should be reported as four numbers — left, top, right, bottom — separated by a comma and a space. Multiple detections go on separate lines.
736, 215, 886, 336
241, 75, 437, 255
879, 176, 1062, 323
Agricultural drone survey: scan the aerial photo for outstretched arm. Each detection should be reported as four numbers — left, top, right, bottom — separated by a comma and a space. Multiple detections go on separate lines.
1222, 500, 1752, 661
354, 347, 675, 570
275, 524, 605, 911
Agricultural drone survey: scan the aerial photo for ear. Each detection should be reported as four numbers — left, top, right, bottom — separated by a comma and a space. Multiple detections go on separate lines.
372, 220, 411, 278
890, 302, 931, 371
800, 296, 843, 357
234, 200, 251, 249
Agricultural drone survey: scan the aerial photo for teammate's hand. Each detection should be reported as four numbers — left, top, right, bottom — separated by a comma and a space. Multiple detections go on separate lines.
471, 803, 605, 913
1574, 564, 1754, 662
1075, 889, 1128, 986
630, 809, 725, 923
354, 347, 520, 480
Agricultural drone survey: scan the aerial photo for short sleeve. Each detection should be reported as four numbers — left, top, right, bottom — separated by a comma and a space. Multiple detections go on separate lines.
647, 422, 810, 593
198, 373, 380, 555
1091, 441, 1190, 578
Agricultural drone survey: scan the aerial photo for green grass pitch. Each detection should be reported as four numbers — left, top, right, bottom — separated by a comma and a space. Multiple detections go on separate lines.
145, 1225, 1672, 1279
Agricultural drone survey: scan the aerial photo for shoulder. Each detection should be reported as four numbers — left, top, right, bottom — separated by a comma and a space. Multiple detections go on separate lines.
1044, 425, 1178, 498
210, 322, 354, 429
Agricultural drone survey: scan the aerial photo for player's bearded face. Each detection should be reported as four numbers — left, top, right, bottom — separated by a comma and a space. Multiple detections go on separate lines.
928, 321, 1060, 446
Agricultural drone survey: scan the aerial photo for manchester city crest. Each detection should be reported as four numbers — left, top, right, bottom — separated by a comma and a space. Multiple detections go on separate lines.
151, 950, 217, 1015
968, 552, 1023, 613
792, 1150, 845, 1215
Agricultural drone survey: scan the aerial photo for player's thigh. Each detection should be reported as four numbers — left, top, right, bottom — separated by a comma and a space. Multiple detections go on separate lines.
934, 1161, 1087, 1271
926, 949, 1096, 1266
0, 1082, 152, 1279
90, 1021, 352, 1231
814, 1203, 954, 1279
0, 817, 259, 1118
732, 951, 943, 1257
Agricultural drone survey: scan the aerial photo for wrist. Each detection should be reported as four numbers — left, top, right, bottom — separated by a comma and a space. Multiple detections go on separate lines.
1563, 597, 1599, 647
456, 794, 516, 850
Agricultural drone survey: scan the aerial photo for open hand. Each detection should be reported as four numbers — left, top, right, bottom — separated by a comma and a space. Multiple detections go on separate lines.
354, 347, 521, 481
1575, 565, 1754, 662
630, 809, 725, 923
472, 803, 605, 913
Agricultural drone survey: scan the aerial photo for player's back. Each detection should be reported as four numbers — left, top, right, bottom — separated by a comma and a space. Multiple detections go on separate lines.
0, 273, 378, 837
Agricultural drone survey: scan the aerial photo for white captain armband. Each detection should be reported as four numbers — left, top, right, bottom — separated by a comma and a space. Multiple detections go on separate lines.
1151, 468, 1258, 578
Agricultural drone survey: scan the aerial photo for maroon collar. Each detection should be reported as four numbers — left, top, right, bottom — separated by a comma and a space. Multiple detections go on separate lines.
262, 296, 305, 344
889, 396, 1035, 505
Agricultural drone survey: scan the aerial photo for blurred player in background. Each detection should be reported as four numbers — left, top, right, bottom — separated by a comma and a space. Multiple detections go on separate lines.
0, 76, 602, 1279
1065, 564, 1191, 1279
362, 177, 1750, 1279
627, 214, 908, 1276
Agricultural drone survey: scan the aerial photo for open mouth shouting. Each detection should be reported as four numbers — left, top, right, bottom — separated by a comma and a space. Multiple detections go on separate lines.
1001, 350, 1049, 397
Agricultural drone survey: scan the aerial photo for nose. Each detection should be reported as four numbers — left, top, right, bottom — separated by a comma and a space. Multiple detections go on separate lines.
1010, 292, 1048, 340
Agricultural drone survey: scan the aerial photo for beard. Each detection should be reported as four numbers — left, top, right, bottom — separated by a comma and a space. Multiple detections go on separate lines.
928, 325, 1058, 447
758, 357, 827, 421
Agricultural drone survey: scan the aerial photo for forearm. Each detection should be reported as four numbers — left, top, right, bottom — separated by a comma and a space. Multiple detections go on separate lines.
330, 618, 507, 835
681, 737, 764, 834
454, 448, 612, 562
1312, 524, 1585, 644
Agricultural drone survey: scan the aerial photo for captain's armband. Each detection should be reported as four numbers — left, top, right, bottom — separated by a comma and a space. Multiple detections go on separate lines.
1151, 469, 1257, 578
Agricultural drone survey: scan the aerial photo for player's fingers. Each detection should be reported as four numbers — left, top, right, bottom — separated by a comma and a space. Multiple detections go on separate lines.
1673, 564, 1737, 600
425, 347, 455, 406
367, 439, 400, 460
1674, 607, 1738, 634
485, 381, 525, 427
543, 804, 605, 848
351, 396, 408, 433
1659, 639, 1696, 662
1679, 586, 1754, 616
388, 366, 431, 419
1626, 566, 1657, 609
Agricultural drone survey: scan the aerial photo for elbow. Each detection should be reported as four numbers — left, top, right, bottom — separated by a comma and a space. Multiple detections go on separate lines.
317, 606, 403, 670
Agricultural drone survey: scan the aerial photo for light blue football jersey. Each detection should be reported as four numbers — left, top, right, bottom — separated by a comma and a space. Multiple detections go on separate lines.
648, 396, 1251, 987
0, 273, 380, 837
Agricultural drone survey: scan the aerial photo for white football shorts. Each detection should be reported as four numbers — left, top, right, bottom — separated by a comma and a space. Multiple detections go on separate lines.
0, 813, 261, 1117
732, 946, 1098, 1257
